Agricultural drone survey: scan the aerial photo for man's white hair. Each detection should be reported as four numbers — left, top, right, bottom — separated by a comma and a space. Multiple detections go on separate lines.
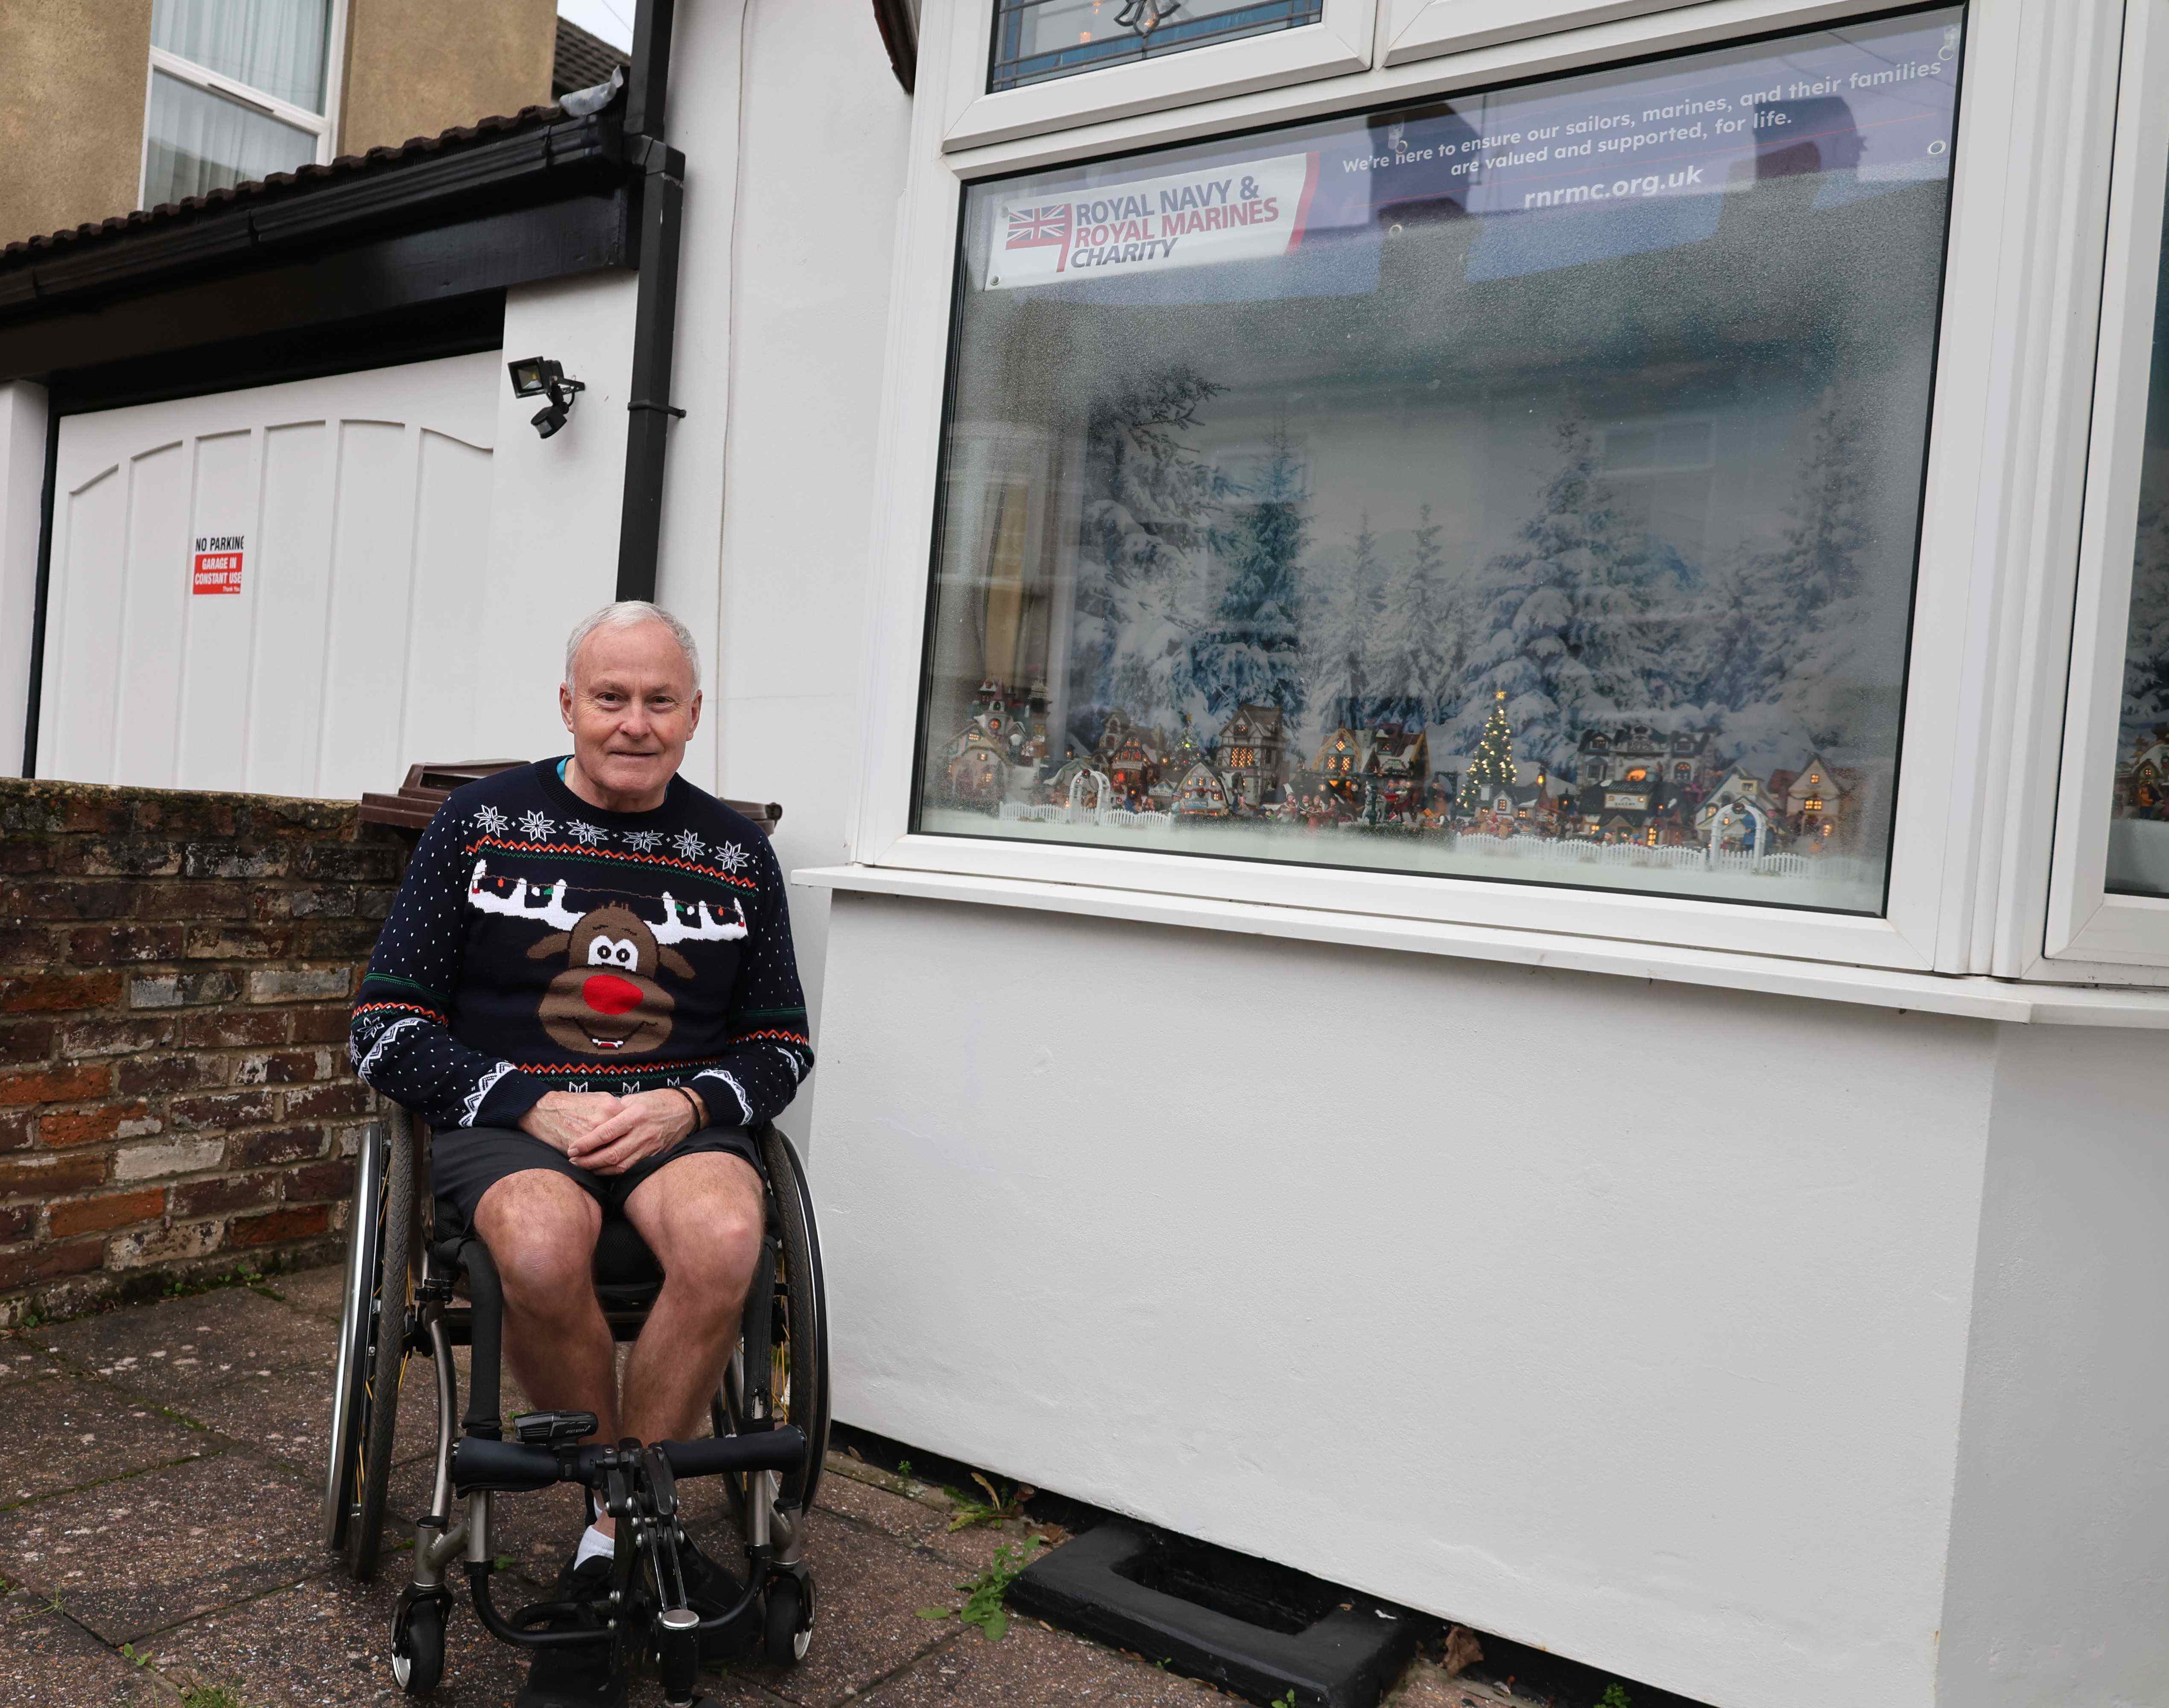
564, 600, 702, 692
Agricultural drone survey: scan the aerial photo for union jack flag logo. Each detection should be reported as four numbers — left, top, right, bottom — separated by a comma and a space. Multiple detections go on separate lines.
1005, 203, 1073, 249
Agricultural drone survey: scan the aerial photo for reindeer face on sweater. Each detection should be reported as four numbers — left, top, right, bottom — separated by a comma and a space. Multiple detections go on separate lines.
466, 860, 747, 1059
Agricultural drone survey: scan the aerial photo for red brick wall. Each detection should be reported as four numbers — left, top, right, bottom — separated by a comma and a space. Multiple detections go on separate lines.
0, 778, 407, 1324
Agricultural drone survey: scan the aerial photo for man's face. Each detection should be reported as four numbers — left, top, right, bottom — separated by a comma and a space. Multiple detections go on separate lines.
560, 621, 702, 800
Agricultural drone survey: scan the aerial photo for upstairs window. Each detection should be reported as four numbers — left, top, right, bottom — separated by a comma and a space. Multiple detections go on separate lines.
918, 5, 1967, 915
990, 0, 1326, 93
143, 0, 337, 209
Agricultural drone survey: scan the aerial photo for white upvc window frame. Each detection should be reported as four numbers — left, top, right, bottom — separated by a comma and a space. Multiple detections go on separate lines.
840, 0, 2163, 991
942, 0, 1376, 150
2041, 0, 2169, 971
139, 0, 351, 206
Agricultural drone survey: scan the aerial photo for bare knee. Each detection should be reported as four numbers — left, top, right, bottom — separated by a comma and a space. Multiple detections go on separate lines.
474, 1170, 600, 1308
630, 1158, 763, 1312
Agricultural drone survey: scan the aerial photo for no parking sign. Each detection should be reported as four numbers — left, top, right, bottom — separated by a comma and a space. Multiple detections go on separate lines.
191, 532, 244, 595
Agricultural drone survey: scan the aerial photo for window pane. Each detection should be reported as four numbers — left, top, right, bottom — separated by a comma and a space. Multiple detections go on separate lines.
991, 0, 1325, 94
152, 0, 331, 113
918, 6, 1968, 914
144, 69, 318, 208
2107, 155, 2169, 896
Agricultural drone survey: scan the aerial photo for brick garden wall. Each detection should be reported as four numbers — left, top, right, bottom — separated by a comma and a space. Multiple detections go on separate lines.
0, 778, 406, 1325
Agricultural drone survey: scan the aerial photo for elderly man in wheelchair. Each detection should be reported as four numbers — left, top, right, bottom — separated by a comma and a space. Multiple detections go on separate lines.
325, 601, 827, 1708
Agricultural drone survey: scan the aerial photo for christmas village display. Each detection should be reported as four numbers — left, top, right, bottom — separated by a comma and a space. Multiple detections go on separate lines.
927, 366, 1906, 890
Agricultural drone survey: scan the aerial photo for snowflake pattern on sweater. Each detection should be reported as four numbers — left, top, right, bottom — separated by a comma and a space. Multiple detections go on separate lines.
349, 760, 813, 1132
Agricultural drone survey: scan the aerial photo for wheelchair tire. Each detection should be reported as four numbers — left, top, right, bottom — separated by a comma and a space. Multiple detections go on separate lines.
392, 1594, 444, 1695
323, 1123, 388, 1555
721, 1126, 830, 1518
763, 1572, 812, 1666
341, 1113, 418, 1581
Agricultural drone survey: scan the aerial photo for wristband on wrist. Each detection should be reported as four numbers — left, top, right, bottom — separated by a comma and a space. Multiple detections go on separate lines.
670, 1084, 706, 1131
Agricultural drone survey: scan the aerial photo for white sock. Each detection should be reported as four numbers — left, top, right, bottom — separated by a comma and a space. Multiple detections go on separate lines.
573, 1523, 614, 1567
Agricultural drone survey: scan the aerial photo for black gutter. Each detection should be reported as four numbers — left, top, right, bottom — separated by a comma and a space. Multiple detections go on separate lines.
615, 0, 687, 604
0, 111, 628, 328
20, 404, 58, 777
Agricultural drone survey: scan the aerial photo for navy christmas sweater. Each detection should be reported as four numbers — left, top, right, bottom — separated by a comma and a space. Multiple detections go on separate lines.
350, 760, 813, 1133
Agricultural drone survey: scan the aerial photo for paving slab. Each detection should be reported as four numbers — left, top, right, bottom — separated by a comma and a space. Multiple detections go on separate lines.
859, 1617, 1231, 1707
381, 1449, 591, 1590
815, 1462, 1061, 1576
714, 1509, 965, 1708
0, 1334, 68, 1383
268, 1263, 351, 1322
0, 1588, 178, 1708
0, 1450, 324, 1643
44, 1286, 331, 1404
149, 1566, 792, 1707
0, 1374, 212, 1507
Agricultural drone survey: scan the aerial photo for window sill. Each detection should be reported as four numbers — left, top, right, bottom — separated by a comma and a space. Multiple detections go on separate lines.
792, 863, 2169, 1027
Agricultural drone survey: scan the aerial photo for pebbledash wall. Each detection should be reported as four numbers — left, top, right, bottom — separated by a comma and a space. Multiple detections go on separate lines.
0, 778, 401, 1320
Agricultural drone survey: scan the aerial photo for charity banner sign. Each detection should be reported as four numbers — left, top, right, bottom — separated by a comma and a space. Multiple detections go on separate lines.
191, 533, 244, 595
986, 152, 1319, 290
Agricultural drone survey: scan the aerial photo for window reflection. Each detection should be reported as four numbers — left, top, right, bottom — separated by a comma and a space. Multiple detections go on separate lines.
924, 7, 1967, 914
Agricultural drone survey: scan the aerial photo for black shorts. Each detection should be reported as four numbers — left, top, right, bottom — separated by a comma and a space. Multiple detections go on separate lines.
430, 1123, 766, 1244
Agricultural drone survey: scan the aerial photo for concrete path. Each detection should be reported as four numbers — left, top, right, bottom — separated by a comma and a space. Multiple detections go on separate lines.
0, 1266, 1502, 1708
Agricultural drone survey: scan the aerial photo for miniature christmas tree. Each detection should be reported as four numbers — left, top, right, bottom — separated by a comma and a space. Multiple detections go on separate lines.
1465, 690, 1517, 800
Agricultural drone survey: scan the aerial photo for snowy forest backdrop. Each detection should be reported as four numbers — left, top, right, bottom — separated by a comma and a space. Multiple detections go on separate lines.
1064, 361, 1912, 790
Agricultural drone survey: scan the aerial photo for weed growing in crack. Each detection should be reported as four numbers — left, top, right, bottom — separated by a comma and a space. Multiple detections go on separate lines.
915, 1537, 1044, 1641
945, 1472, 1034, 1533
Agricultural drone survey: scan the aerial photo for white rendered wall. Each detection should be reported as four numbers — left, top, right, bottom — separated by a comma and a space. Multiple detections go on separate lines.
469, 271, 641, 763
808, 891, 1999, 1708
0, 380, 47, 777
660, 3, 911, 1062
1935, 1023, 2169, 1708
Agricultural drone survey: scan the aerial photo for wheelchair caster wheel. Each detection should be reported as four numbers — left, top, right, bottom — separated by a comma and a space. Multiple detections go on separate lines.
763, 1573, 813, 1665
392, 1594, 444, 1695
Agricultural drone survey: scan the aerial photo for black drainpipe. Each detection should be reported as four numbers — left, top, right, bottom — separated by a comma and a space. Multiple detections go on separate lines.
616, 0, 687, 603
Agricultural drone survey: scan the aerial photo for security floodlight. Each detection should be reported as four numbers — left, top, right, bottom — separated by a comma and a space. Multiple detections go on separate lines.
508, 356, 585, 439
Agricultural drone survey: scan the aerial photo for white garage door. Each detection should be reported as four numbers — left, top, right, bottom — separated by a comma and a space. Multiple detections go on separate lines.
38, 351, 499, 801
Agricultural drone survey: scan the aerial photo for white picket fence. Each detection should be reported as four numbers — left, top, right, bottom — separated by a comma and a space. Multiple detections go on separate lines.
994, 801, 1871, 885
999, 800, 1172, 831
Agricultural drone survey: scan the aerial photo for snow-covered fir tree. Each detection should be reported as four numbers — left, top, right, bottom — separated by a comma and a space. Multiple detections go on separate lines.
1376, 503, 1464, 732
1301, 514, 1384, 739
1180, 432, 1309, 726
1742, 389, 1880, 758
2122, 489, 2169, 751
1441, 418, 1665, 775
1067, 368, 1226, 740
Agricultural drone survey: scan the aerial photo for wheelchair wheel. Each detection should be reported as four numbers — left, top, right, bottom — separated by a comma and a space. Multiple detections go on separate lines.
323, 1112, 418, 1580
720, 1125, 830, 1515
763, 1572, 813, 1665
392, 1594, 444, 1695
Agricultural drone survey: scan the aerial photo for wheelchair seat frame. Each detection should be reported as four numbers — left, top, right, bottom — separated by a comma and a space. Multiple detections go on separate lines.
322, 1108, 829, 1701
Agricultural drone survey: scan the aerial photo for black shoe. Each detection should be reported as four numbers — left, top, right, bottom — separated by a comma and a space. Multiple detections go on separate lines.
678, 1535, 756, 1662
514, 1554, 627, 1708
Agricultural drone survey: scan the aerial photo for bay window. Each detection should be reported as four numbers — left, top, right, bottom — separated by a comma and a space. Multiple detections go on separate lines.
917, 5, 1964, 915
824, 0, 2169, 1000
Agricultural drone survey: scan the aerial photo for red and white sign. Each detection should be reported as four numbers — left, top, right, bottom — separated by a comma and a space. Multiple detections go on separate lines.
987, 152, 1319, 291
191, 533, 244, 596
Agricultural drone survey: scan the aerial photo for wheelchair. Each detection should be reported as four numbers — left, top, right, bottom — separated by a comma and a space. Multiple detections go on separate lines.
321, 1106, 829, 1702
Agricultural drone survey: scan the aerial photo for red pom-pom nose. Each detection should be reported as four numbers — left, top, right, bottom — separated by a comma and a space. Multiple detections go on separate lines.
582, 974, 643, 1015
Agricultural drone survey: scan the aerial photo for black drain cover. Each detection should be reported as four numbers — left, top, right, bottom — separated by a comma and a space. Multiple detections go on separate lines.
1010, 1521, 1417, 1708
